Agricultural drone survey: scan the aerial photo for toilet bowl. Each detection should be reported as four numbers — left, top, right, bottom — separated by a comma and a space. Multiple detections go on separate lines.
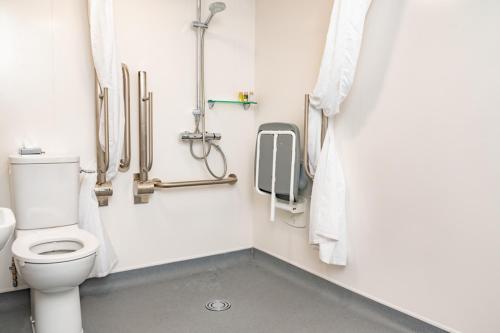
13, 226, 98, 291
12, 226, 98, 333
9, 154, 100, 333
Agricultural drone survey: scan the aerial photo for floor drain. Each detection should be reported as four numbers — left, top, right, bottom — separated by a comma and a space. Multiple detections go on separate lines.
205, 299, 231, 312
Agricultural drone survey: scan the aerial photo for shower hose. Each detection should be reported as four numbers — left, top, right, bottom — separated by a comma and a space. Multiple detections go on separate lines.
189, 113, 227, 180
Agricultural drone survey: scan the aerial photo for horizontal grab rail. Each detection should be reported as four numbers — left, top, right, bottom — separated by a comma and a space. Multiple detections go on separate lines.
152, 174, 238, 189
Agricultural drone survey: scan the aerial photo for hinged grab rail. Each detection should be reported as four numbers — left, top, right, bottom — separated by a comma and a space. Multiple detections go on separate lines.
303, 94, 328, 180
94, 63, 132, 206
94, 75, 113, 206
133, 71, 238, 204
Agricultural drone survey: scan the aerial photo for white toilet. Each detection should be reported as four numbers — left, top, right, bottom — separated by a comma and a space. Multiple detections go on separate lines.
9, 154, 99, 333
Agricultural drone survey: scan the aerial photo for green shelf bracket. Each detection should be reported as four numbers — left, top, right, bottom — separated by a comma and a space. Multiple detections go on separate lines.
208, 100, 257, 110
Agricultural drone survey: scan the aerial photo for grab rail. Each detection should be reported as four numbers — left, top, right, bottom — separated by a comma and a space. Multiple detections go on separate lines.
95, 64, 131, 205
153, 174, 238, 189
120, 63, 131, 172
146, 91, 154, 172
137, 71, 154, 182
97, 83, 110, 175
133, 71, 238, 204
303, 94, 327, 180
94, 75, 113, 206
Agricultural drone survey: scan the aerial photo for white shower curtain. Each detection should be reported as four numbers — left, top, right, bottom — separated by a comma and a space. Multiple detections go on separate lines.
79, 0, 123, 278
308, 0, 373, 266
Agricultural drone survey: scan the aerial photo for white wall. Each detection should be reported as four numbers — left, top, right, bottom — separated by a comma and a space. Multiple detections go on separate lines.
0, 0, 255, 291
253, 1, 500, 333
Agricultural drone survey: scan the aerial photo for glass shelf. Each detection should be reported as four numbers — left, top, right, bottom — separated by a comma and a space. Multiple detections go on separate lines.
208, 100, 257, 110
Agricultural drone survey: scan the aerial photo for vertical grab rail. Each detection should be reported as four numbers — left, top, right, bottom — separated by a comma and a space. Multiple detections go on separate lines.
146, 91, 154, 172
96, 81, 110, 178
120, 63, 131, 172
137, 71, 154, 182
303, 94, 328, 180
134, 71, 155, 204
94, 75, 113, 206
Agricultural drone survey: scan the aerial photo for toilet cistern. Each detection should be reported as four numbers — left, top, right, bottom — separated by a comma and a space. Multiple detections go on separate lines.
0, 208, 15, 251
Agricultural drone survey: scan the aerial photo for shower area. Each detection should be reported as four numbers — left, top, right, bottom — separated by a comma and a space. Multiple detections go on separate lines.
181, 1, 228, 180
132, 0, 238, 204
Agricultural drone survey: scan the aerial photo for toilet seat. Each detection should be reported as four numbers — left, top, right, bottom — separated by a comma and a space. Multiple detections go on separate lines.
12, 228, 99, 264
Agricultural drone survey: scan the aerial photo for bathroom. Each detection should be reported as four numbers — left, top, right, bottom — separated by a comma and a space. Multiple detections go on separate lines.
0, 0, 499, 332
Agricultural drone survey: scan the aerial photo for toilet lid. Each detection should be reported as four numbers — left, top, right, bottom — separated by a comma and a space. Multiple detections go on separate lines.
12, 228, 99, 264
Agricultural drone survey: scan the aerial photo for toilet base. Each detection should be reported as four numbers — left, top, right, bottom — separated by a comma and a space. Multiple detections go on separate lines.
31, 287, 83, 333
30, 321, 84, 333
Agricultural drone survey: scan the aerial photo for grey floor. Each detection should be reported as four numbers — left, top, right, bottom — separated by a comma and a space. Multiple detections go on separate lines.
0, 250, 447, 333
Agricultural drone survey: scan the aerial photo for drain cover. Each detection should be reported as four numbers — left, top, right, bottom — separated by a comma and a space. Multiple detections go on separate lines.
205, 299, 231, 312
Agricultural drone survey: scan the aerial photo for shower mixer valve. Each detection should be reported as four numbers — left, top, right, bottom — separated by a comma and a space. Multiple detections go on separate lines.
192, 21, 209, 29
180, 131, 222, 141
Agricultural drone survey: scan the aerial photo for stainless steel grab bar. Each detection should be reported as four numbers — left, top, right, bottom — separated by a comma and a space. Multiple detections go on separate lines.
138, 71, 153, 182
133, 71, 238, 204
95, 64, 130, 205
95, 75, 113, 206
303, 94, 327, 180
146, 91, 153, 172
120, 63, 131, 172
97, 84, 110, 176
152, 174, 238, 189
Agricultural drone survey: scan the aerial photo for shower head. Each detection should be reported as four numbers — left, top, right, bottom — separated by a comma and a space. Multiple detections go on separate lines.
204, 2, 226, 25
209, 2, 226, 14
